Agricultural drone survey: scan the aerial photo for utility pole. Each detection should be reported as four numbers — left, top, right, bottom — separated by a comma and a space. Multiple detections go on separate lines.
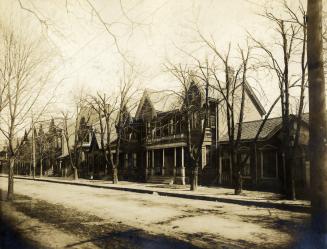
307, 0, 327, 233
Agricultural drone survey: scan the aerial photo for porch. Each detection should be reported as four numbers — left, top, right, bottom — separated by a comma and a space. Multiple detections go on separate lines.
144, 145, 186, 185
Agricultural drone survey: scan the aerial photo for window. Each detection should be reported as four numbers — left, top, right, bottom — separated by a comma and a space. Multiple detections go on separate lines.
163, 121, 169, 136
221, 155, 232, 184
133, 153, 137, 168
156, 123, 161, 137
191, 112, 198, 129
146, 122, 151, 136
262, 150, 278, 178
210, 115, 216, 127
240, 152, 250, 177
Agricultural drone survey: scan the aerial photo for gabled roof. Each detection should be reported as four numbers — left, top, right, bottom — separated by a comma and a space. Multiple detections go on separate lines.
220, 113, 311, 143
220, 116, 283, 142
92, 119, 117, 150
135, 89, 180, 119
244, 82, 266, 116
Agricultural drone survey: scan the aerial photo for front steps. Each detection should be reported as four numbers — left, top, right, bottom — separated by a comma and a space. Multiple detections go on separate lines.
147, 175, 174, 185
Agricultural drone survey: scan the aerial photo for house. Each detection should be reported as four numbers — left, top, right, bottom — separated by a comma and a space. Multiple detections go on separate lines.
219, 114, 310, 194
115, 80, 265, 185
0, 118, 63, 177
59, 78, 265, 184
58, 106, 101, 178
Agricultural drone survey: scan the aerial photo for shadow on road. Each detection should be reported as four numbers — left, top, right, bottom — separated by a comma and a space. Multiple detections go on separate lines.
65, 229, 200, 249
0, 191, 201, 249
0, 213, 39, 249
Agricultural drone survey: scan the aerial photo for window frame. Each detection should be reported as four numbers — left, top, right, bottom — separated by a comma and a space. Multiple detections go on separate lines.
260, 145, 278, 179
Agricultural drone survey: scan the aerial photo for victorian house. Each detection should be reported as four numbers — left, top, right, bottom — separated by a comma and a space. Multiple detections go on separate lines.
59, 79, 265, 185
116, 81, 265, 185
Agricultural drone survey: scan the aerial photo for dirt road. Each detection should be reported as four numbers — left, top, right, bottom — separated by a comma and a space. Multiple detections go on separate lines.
0, 178, 309, 248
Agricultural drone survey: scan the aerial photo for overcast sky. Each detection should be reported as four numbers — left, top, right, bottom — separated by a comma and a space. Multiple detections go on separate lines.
0, 0, 317, 117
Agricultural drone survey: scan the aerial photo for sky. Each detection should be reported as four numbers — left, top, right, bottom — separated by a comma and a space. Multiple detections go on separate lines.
0, 0, 318, 120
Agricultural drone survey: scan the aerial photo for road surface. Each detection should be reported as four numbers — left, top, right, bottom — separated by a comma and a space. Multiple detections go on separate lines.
0, 177, 308, 248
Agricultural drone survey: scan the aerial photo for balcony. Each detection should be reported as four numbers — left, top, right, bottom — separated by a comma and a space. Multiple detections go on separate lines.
145, 133, 185, 145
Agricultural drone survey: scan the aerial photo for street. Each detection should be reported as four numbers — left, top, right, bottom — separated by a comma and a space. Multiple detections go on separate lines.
0, 178, 308, 249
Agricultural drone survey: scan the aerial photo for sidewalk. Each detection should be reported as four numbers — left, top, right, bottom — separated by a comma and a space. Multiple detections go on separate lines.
1, 174, 310, 213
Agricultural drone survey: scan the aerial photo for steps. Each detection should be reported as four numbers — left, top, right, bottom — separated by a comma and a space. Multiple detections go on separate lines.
147, 175, 174, 185
44, 168, 53, 176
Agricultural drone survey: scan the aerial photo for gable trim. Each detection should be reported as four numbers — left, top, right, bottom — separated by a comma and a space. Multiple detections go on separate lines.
244, 82, 266, 117
135, 90, 156, 119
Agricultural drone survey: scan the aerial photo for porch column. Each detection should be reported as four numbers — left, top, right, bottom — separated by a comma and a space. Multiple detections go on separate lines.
151, 150, 155, 176
173, 147, 177, 177
202, 146, 206, 169
181, 146, 185, 185
145, 150, 148, 180
162, 148, 165, 176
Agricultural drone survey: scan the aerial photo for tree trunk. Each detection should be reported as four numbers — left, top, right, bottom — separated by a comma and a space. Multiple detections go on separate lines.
285, 150, 296, 200
307, 0, 327, 234
29, 162, 32, 176
33, 163, 36, 179
190, 165, 198, 191
231, 151, 243, 195
112, 166, 118, 184
288, 147, 296, 200
7, 158, 15, 201
234, 170, 242, 195
40, 158, 43, 178
73, 167, 78, 180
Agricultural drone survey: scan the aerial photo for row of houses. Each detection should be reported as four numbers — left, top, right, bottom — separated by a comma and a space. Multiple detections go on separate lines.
59, 81, 310, 195
3, 81, 311, 196
0, 118, 62, 177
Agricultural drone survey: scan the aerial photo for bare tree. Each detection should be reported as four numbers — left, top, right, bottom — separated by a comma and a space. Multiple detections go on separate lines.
16, 0, 153, 67
87, 93, 117, 181
167, 62, 209, 191
201, 39, 252, 195
249, 1, 308, 199
111, 68, 137, 184
0, 23, 55, 201
85, 66, 137, 184
61, 95, 92, 180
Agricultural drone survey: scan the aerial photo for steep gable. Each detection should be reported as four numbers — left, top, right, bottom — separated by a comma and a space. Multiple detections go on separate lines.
135, 89, 179, 120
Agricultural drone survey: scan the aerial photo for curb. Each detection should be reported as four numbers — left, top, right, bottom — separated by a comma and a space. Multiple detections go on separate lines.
2, 175, 310, 213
